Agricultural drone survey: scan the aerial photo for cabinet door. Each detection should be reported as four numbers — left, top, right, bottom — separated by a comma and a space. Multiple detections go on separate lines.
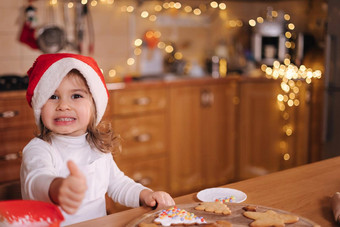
238, 80, 310, 180
238, 81, 282, 179
169, 83, 236, 196
200, 84, 236, 188
169, 86, 202, 196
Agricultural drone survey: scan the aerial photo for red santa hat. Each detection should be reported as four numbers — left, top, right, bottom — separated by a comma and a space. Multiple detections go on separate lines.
26, 53, 109, 127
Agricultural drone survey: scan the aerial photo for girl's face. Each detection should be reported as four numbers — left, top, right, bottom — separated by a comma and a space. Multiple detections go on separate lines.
41, 74, 94, 137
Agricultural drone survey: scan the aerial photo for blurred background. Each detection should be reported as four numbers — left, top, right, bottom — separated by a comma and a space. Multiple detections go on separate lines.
2, 0, 340, 212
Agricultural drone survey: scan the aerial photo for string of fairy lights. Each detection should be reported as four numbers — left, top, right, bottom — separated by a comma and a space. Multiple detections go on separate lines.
47, 0, 323, 163
248, 7, 322, 163
48, 0, 238, 77
262, 61, 322, 162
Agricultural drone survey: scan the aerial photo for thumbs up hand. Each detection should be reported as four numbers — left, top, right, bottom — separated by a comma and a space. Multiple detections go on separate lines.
49, 160, 87, 214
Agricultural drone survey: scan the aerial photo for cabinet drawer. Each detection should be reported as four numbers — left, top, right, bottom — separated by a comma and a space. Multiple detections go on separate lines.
0, 126, 35, 156
109, 89, 167, 115
0, 97, 35, 129
116, 157, 169, 191
113, 114, 166, 158
0, 159, 21, 183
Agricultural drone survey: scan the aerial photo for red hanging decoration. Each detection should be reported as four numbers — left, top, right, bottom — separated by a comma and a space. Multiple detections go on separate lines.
19, 3, 39, 49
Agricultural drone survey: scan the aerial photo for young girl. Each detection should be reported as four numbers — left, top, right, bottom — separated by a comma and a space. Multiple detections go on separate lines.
20, 53, 175, 226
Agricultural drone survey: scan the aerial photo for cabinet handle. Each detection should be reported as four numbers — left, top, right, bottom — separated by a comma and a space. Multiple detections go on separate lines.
0, 152, 21, 161
132, 172, 152, 186
136, 177, 152, 186
134, 97, 151, 106
201, 90, 214, 107
134, 133, 151, 142
0, 110, 19, 118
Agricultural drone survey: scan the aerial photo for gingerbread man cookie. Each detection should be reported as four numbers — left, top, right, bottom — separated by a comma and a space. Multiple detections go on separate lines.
195, 201, 231, 215
243, 210, 299, 227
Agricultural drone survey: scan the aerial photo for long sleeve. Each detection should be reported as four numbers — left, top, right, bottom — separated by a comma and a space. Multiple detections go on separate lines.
20, 138, 58, 202
106, 156, 148, 208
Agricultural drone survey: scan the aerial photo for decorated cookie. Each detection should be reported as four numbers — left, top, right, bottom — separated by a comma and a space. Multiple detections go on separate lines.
154, 206, 206, 226
195, 201, 231, 215
243, 210, 299, 227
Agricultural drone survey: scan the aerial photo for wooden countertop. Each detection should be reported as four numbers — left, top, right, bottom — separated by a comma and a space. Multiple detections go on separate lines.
105, 75, 277, 91
0, 75, 282, 96
68, 156, 340, 227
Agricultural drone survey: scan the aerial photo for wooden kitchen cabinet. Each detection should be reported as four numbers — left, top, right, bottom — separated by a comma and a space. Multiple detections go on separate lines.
237, 79, 311, 180
0, 77, 316, 204
169, 81, 237, 196
105, 87, 169, 212
0, 91, 36, 184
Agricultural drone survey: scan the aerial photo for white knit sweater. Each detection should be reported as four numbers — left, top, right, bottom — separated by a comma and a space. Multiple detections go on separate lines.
20, 134, 147, 226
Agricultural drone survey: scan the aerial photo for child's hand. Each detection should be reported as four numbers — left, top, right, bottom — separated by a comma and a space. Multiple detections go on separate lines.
49, 160, 87, 214
140, 189, 175, 209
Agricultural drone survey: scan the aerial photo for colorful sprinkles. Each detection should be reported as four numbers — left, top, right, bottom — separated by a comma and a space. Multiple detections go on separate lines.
154, 206, 206, 226
215, 195, 236, 203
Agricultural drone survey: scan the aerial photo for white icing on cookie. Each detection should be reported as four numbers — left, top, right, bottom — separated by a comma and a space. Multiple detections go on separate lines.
154, 207, 206, 226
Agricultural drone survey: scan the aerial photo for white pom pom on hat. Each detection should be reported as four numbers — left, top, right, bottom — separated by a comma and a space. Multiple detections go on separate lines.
26, 53, 109, 127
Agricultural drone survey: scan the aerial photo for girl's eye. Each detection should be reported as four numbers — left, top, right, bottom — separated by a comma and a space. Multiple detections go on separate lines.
72, 94, 83, 99
50, 95, 58, 100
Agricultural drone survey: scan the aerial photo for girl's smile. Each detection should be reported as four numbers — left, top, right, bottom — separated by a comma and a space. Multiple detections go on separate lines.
54, 116, 77, 125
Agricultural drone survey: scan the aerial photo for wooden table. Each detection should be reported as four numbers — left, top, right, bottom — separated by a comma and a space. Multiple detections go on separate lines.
69, 156, 340, 227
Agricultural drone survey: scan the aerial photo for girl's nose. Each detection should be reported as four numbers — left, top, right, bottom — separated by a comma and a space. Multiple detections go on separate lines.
56, 99, 71, 111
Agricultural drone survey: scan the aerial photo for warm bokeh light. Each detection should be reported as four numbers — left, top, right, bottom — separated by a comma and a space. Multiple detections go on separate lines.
193, 8, 201, 15
134, 39, 143, 47
184, 5, 193, 13
285, 31, 292, 39
288, 23, 295, 30
141, 11, 149, 18
249, 19, 256, 27
257, 17, 264, 23
165, 45, 174, 53
219, 3, 227, 10
108, 69, 116, 78
127, 58, 135, 65
271, 10, 278, 17
149, 15, 157, 22
284, 14, 291, 21
210, 1, 218, 8
126, 6, 134, 13
154, 4, 162, 12
134, 48, 142, 56
283, 153, 290, 161
174, 2, 181, 9
174, 52, 183, 60
157, 42, 166, 49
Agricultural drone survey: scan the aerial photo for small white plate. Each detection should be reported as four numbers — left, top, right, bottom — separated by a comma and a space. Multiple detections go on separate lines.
197, 188, 247, 203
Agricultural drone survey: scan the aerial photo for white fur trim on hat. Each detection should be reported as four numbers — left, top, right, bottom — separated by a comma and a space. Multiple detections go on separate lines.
31, 57, 108, 127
